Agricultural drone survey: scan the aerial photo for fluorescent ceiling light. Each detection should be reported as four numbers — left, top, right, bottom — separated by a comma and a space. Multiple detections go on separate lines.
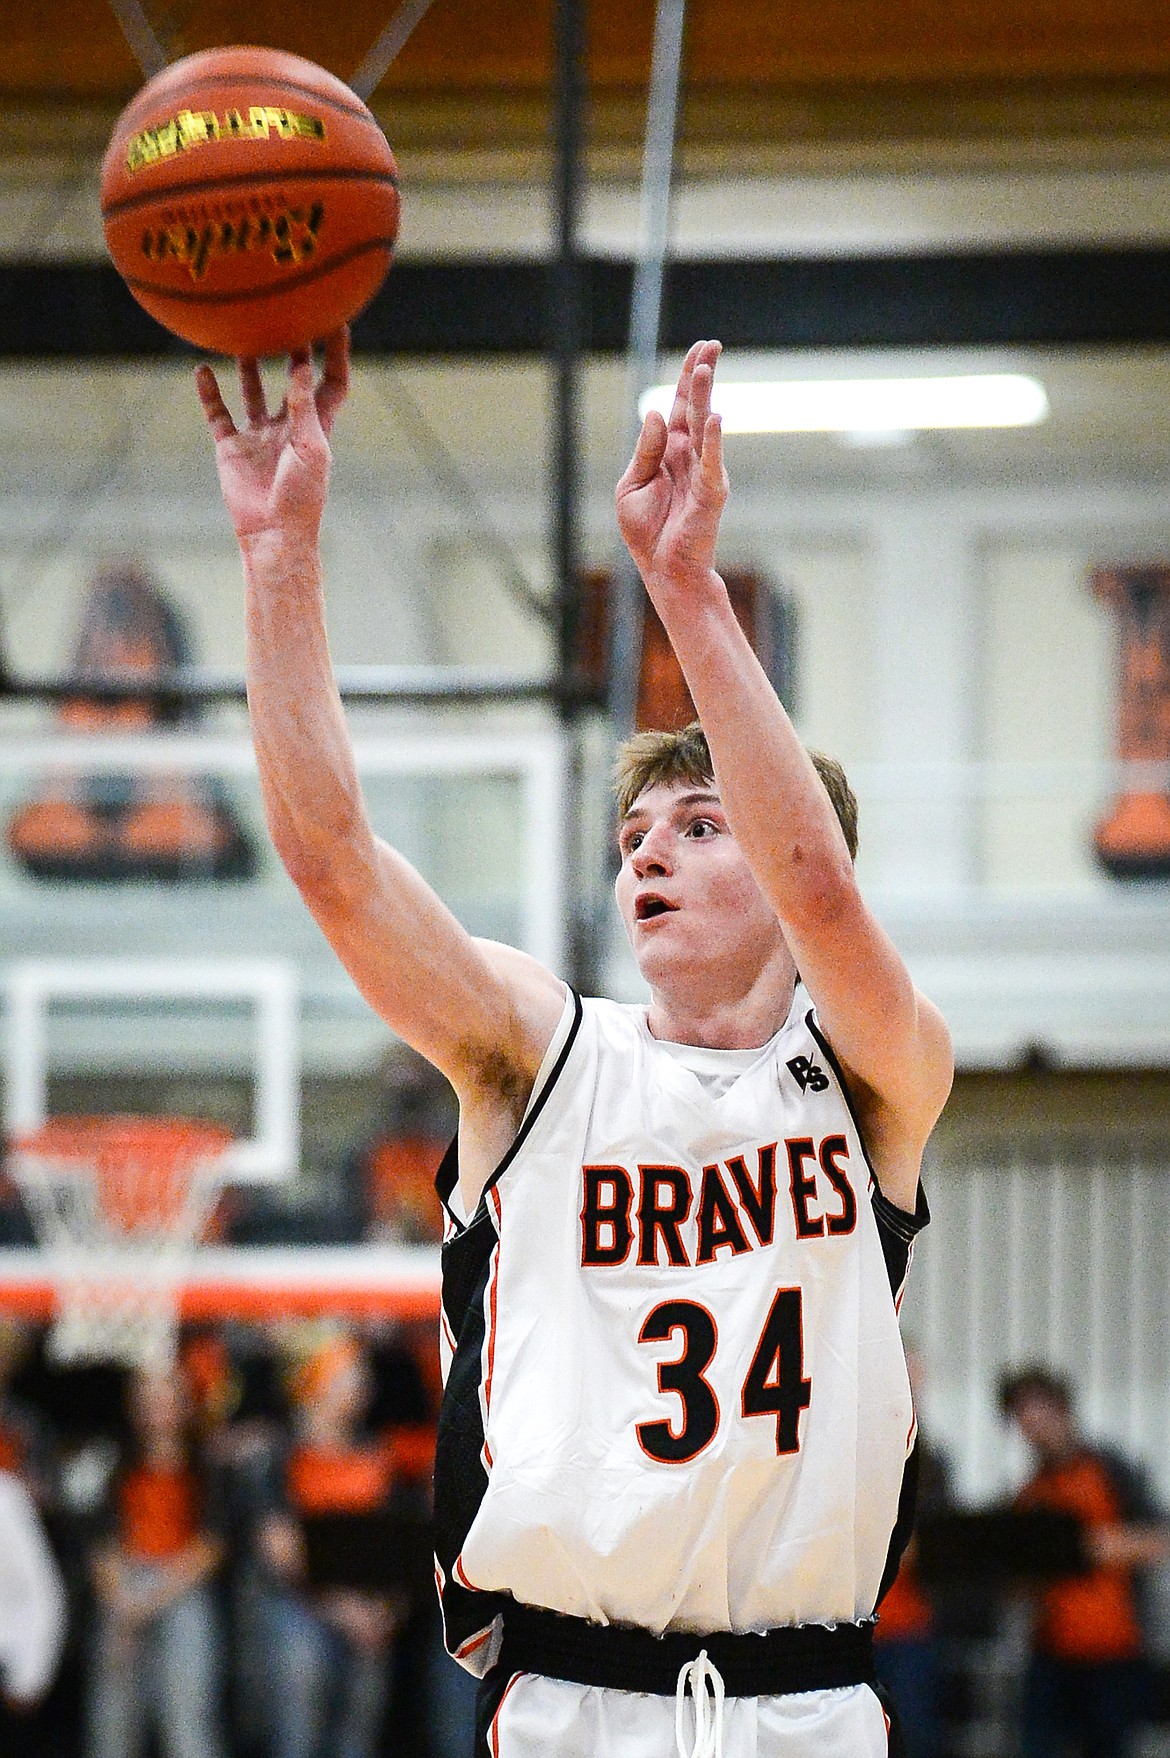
638, 374, 1049, 434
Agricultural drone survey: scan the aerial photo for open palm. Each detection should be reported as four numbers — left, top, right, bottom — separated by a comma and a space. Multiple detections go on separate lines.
616, 339, 728, 591
196, 330, 350, 544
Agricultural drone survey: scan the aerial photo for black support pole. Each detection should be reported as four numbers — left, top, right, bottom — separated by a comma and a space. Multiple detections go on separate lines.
551, 0, 590, 989
610, 0, 688, 737
552, 0, 586, 721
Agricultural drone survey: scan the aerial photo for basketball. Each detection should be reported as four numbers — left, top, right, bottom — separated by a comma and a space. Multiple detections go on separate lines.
100, 45, 400, 357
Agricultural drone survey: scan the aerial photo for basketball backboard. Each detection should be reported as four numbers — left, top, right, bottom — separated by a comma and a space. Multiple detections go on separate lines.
3, 957, 299, 1182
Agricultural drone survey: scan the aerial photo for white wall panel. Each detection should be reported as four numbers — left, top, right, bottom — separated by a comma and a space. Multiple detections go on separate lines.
904, 1155, 1170, 1506
980, 543, 1115, 891
772, 539, 872, 764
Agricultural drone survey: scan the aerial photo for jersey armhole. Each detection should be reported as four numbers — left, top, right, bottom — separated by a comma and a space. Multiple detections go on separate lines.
803, 1006, 879, 1181
804, 1004, 931, 1216
435, 988, 584, 1231
803, 1005, 930, 1297
871, 1184, 931, 1301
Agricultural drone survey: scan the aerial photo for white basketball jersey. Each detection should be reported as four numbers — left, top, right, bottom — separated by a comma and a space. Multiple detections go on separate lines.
433, 985, 926, 1677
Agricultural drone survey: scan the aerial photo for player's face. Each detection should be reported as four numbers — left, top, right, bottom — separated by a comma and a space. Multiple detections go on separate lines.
614, 779, 785, 992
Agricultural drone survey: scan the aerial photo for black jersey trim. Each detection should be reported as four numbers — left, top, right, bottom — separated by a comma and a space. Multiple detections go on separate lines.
435, 988, 584, 1232
871, 1184, 930, 1244
435, 1136, 461, 1227
803, 1007, 878, 1182
479, 989, 584, 1207
876, 1434, 921, 1613
434, 1221, 504, 1656
871, 1184, 930, 1302
804, 1006, 930, 1298
434, 989, 584, 1663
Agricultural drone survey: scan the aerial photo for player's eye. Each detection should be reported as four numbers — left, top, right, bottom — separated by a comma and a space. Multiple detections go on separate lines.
622, 830, 644, 855
687, 817, 718, 838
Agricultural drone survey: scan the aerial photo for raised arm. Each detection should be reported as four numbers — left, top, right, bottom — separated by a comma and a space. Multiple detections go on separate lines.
615, 342, 952, 1209
196, 336, 564, 1140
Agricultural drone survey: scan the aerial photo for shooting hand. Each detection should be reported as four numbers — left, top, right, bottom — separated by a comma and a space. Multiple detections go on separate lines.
615, 339, 729, 598
196, 329, 350, 549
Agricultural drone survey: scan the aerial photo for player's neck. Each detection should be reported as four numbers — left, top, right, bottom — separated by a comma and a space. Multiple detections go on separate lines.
646, 966, 798, 1051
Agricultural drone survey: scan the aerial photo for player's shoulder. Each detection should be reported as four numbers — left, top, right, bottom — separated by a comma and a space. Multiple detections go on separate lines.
467, 950, 644, 1052
581, 993, 649, 1032
771, 983, 831, 1059
472, 938, 567, 1005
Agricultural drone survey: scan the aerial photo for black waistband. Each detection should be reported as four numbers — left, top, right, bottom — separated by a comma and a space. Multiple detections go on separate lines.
497, 1602, 878, 1698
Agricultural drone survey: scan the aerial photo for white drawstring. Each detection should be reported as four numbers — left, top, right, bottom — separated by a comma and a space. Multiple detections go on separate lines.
674, 1649, 725, 1758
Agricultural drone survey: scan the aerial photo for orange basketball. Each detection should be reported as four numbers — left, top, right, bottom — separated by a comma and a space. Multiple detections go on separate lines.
100, 45, 400, 357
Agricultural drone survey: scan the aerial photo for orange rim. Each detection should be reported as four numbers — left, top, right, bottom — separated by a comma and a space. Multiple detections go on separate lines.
11, 1115, 234, 1230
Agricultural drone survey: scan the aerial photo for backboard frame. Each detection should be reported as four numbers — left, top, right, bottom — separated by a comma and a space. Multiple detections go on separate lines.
3, 957, 299, 1182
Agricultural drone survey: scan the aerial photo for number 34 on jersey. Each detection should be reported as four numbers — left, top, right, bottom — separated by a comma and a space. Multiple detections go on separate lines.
579, 1133, 860, 1467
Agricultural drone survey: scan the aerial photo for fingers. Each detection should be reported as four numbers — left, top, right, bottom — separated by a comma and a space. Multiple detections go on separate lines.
666, 340, 707, 433
663, 338, 723, 472
689, 362, 713, 455
699, 411, 727, 501
238, 358, 267, 426
285, 348, 319, 450
316, 328, 351, 436
617, 409, 668, 496
194, 364, 237, 442
688, 341, 722, 449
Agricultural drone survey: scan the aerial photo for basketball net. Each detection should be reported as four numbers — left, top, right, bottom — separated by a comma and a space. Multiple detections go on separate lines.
10, 1116, 233, 1369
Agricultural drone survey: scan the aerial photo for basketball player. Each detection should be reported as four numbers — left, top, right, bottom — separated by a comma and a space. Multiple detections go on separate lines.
197, 333, 953, 1757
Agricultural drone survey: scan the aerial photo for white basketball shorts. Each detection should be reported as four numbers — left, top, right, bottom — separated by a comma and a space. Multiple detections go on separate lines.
480, 1672, 893, 1757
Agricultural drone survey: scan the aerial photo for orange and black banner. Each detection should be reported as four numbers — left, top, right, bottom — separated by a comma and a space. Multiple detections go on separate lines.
1093, 566, 1170, 879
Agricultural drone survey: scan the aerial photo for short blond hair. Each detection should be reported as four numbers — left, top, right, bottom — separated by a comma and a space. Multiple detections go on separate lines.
614, 721, 858, 861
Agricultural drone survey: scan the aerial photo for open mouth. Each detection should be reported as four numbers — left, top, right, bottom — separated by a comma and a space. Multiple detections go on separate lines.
635, 894, 677, 921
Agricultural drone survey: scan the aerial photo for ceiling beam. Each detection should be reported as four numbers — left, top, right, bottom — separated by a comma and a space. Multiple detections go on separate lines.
4, 249, 1170, 357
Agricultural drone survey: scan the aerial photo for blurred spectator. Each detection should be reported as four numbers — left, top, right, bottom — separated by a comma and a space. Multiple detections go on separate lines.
182, 1331, 243, 1450
0, 1318, 57, 1504
258, 1328, 408, 1758
366, 1321, 478, 1758
0, 1466, 68, 1716
999, 1364, 1170, 1758
6, 561, 254, 882
347, 1045, 456, 1245
0, 1313, 476, 1758
423, 1613, 479, 1758
88, 1366, 227, 1758
875, 1347, 953, 1758
180, 1328, 291, 1758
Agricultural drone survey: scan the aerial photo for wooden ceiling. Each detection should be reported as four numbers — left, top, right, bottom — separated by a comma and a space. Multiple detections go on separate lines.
6, 1, 1170, 171
8, 0, 1170, 94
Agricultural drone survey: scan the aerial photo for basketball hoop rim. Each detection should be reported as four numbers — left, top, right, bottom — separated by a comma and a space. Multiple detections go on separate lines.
6, 1115, 238, 1368
7, 1114, 237, 1227
9, 1114, 236, 1168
